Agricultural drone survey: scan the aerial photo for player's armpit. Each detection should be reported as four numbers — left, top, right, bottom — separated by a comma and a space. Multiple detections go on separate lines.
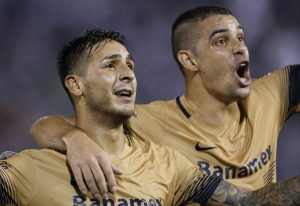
206, 175, 300, 205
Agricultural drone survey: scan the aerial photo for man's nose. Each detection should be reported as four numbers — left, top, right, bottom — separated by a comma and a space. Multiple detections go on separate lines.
119, 66, 135, 82
233, 41, 247, 56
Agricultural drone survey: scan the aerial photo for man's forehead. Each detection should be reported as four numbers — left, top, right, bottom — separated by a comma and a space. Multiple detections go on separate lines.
90, 40, 129, 58
198, 14, 241, 31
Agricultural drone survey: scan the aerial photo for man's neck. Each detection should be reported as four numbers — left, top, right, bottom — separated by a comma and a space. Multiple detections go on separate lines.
185, 80, 240, 126
75, 110, 126, 155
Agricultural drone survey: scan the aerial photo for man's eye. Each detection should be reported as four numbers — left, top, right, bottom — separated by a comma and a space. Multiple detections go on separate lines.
105, 63, 115, 69
217, 39, 226, 46
238, 36, 245, 41
127, 63, 134, 70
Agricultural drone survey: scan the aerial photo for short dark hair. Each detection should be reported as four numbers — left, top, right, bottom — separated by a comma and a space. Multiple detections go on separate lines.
172, 6, 232, 72
57, 28, 127, 98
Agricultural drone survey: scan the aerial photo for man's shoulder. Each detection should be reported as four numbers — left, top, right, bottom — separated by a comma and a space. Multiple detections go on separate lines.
0, 151, 16, 160
137, 98, 176, 108
0, 149, 40, 162
0, 149, 65, 167
0, 150, 40, 180
252, 65, 290, 85
135, 97, 181, 116
130, 97, 185, 143
249, 66, 290, 101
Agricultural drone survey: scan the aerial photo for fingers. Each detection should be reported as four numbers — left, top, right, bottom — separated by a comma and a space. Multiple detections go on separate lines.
81, 165, 101, 198
112, 165, 123, 175
65, 134, 121, 198
97, 157, 118, 193
72, 166, 88, 195
71, 158, 118, 199
90, 161, 108, 199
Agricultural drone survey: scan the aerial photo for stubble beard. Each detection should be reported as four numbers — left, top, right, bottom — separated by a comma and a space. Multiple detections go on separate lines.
228, 85, 251, 103
85, 90, 135, 125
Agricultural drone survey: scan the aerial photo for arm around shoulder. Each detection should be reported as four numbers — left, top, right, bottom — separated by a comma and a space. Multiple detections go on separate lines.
29, 115, 76, 150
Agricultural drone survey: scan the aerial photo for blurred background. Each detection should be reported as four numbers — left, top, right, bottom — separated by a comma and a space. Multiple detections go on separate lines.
0, 0, 299, 180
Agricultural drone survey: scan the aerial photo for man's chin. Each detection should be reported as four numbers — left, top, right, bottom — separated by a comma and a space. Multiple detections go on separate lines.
119, 109, 135, 119
236, 86, 251, 100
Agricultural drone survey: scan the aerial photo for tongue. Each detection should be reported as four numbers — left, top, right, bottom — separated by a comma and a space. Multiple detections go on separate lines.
239, 72, 252, 87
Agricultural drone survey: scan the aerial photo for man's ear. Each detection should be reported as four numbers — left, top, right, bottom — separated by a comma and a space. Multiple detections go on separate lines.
177, 50, 198, 72
64, 75, 83, 97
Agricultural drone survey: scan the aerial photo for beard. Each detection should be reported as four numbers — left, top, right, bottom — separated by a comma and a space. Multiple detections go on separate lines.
84, 84, 135, 124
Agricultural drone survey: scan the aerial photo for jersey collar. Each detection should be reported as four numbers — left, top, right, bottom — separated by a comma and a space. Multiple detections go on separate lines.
176, 96, 192, 119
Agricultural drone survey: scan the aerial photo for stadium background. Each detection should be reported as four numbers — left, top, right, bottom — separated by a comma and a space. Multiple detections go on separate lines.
0, 0, 299, 181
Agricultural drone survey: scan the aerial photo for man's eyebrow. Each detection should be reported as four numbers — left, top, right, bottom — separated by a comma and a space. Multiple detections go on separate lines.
101, 54, 122, 61
127, 54, 135, 62
100, 54, 134, 62
209, 29, 228, 40
209, 25, 244, 40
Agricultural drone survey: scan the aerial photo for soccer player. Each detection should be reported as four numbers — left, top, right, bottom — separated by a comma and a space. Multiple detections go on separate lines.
30, 6, 300, 197
0, 28, 219, 205
3, 28, 300, 206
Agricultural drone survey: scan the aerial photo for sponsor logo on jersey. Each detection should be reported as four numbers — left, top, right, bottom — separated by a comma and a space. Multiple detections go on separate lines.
73, 196, 162, 206
195, 142, 217, 151
197, 145, 273, 179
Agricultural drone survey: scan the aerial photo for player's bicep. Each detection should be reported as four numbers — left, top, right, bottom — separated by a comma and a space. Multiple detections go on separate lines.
288, 65, 300, 112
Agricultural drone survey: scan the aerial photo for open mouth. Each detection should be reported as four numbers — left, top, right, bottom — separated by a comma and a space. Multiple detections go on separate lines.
236, 61, 249, 78
235, 61, 252, 87
114, 89, 133, 97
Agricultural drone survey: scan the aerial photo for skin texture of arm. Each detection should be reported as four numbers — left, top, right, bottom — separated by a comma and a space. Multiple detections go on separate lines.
29, 115, 122, 199
30, 115, 76, 150
206, 175, 300, 205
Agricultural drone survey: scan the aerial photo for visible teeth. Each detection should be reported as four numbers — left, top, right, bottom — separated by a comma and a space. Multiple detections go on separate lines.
237, 62, 248, 77
116, 90, 131, 97
239, 62, 247, 68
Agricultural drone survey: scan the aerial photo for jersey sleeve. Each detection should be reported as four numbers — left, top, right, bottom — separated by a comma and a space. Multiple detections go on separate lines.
130, 102, 168, 144
253, 65, 299, 125
287, 65, 300, 113
0, 152, 37, 205
171, 149, 222, 205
